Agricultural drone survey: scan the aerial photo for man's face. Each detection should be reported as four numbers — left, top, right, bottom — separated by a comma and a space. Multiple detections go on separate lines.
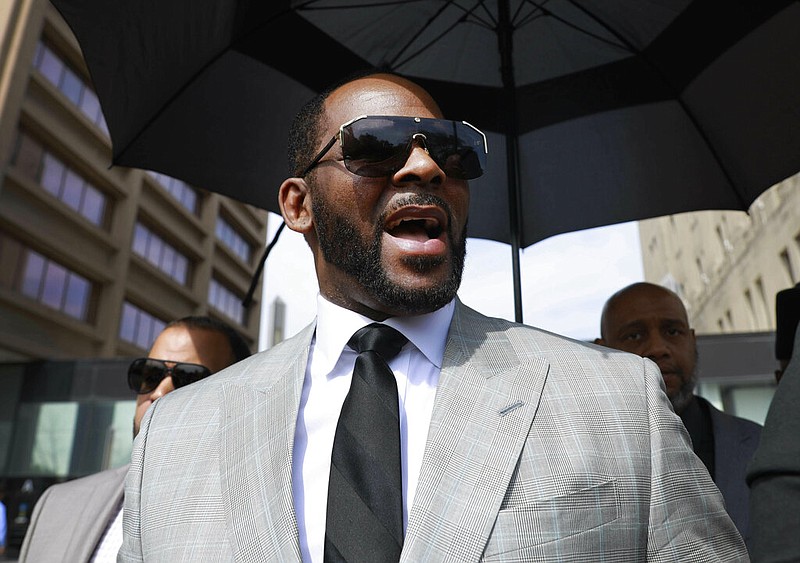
133, 325, 233, 437
597, 285, 698, 412
292, 75, 471, 319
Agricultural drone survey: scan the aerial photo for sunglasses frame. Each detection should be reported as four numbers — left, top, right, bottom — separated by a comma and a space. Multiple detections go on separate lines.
300, 115, 488, 179
127, 357, 212, 395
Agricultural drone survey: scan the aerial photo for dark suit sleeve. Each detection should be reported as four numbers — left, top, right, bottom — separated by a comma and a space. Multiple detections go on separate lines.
747, 329, 800, 562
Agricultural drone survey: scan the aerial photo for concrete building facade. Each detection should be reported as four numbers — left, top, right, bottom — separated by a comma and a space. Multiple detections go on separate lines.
639, 174, 799, 334
0, 2, 269, 548
1, 0, 268, 360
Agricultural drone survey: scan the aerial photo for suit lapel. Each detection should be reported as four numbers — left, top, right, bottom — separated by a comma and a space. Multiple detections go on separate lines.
403, 303, 549, 561
219, 324, 314, 561
68, 466, 126, 562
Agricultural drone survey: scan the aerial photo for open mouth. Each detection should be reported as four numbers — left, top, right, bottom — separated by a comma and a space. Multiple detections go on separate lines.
385, 207, 447, 243
387, 217, 443, 241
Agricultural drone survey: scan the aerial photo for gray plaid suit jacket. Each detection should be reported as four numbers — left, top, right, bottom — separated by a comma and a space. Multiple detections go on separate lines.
120, 300, 748, 562
20, 464, 126, 562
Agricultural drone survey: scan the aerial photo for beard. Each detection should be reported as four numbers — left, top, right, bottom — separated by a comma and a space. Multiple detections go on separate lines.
312, 192, 466, 315
670, 350, 699, 414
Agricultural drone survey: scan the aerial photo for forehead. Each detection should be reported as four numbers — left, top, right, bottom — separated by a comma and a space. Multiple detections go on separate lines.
609, 288, 689, 327
149, 326, 229, 364
323, 75, 443, 132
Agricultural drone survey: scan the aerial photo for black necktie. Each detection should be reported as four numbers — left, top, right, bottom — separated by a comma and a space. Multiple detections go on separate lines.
324, 323, 408, 563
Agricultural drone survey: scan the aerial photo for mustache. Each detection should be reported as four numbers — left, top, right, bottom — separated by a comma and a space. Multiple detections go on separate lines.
379, 193, 454, 230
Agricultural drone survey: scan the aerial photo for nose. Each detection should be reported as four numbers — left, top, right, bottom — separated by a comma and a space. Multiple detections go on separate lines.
148, 375, 175, 399
393, 138, 444, 185
641, 334, 671, 361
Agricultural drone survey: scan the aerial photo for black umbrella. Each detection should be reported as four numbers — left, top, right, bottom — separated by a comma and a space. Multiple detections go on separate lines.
50, 0, 800, 321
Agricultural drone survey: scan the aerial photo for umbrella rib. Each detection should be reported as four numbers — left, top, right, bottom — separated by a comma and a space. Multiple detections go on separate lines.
389, 1, 494, 70
112, 6, 301, 169
551, 1, 744, 202
391, 3, 470, 68
522, 0, 634, 53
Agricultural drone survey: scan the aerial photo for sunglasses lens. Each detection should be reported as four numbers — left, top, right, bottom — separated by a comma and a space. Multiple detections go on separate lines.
127, 359, 212, 393
342, 117, 486, 180
425, 122, 486, 180
170, 363, 212, 389
128, 358, 167, 394
342, 117, 408, 177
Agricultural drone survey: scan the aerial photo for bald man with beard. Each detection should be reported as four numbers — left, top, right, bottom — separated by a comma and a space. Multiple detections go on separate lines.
120, 73, 747, 562
596, 282, 762, 550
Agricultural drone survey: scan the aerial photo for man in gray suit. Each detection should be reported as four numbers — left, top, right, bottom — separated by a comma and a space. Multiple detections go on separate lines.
121, 73, 748, 562
596, 281, 762, 550
19, 316, 250, 562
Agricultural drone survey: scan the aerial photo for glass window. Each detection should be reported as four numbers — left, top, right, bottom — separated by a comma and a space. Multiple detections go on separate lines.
21, 252, 45, 298
131, 222, 190, 285
132, 224, 148, 256
119, 301, 166, 349
147, 171, 199, 215
64, 274, 90, 319
82, 185, 106, 226
40, 153, 64, 196
60, 67, 82, 106
119, 302, 137, 344
208, 278, 244, 325
61, 169, 84, 211
29, 402, 79, 476
41, 261, 68, 310
78, 89, 102, 124
18, 248, 93, 321
36, 43, 63, 86
216, 218, 252, 263
145, 235, 163, 265
33, 40, 109, 134
13, 131, 109, 228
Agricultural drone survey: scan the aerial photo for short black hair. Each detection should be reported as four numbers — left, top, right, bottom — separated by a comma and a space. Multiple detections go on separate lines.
166, 315, 252, 363
286, 67, 398, 177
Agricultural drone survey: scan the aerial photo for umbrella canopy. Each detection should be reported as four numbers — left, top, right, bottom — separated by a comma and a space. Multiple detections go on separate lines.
51, 0, 800, 321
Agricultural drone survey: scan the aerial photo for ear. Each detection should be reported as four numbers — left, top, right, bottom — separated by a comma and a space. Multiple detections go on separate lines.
278, 177, 314, 235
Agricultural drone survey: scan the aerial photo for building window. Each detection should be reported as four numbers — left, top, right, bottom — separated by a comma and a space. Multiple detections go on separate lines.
131, 222, 189, 285
208, 278, 244, 325
13, 131, 108, 227
32, 40, 108, 135
755, 277, 770, 326
270, 297, 286, 347
744, 288, 756, 326
0, 234, 93, 321
118, 302, 166, 349
216, 217, 252, 263
779, 248, 796, 285
147, 171, 199, 215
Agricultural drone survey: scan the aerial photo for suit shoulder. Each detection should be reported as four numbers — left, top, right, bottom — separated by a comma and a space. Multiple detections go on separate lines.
37, 465, 126, 502
700, 396, 763, 432
455, 300, 646, 365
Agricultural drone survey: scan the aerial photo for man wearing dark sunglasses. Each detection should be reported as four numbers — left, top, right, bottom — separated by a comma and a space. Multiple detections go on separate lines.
122, 73, 747, 562
20, 316, 250, 563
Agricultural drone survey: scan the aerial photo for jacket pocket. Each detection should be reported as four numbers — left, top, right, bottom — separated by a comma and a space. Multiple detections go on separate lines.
483, 479, 619, 560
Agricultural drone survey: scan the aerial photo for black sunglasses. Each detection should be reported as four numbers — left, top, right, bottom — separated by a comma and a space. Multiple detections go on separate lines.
127, 357, 213, 394
300, 115, 488, 180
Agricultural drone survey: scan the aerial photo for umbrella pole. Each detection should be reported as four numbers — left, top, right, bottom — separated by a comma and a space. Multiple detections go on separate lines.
498, 0, 524, 323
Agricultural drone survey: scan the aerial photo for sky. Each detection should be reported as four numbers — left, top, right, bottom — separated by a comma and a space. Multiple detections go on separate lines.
258, 213, 645, 350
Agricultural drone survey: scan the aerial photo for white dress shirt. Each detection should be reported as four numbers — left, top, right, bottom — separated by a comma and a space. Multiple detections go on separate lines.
90, 503, 122, 562
293, 295, 454, 563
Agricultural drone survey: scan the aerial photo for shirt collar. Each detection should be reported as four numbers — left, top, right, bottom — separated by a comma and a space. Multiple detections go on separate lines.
313, 294, 455, 375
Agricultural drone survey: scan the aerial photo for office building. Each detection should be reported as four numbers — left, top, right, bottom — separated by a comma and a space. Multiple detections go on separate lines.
0, 0, 269, 547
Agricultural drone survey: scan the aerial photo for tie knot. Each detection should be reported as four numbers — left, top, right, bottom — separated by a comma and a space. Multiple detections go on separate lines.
348, 323, 408, 360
